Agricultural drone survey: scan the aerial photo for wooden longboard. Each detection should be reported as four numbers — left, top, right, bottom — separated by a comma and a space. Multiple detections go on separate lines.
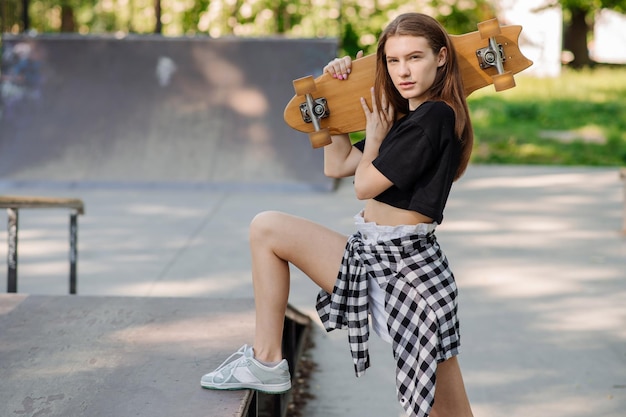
284, 18, 533, 147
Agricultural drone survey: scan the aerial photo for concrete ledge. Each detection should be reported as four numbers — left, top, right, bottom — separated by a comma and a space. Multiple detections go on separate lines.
0, 294, 310, 417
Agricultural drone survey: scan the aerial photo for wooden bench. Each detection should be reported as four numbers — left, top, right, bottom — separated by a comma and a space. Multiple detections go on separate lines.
0, 195, 85, 294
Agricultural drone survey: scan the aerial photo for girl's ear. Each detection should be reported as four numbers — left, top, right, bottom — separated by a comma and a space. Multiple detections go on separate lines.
437, 47, 448, 67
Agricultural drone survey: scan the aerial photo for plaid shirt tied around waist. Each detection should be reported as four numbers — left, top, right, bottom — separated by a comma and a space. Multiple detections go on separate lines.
316, 230, 460, 417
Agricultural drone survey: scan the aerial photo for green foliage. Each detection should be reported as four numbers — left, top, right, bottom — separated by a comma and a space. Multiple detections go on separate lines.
432, 0, 496, 34
468, 66, 626, 166
9, 0, 624, 168
353, 68, 626, 168
559, 0, 625, 13
16, 0, 495, 42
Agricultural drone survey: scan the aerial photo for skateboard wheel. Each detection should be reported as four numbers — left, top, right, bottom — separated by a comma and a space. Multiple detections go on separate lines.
492, 71, 515, 91
309, 129, 332, 148
478, 18, 501, 39
293, 75, 316, 95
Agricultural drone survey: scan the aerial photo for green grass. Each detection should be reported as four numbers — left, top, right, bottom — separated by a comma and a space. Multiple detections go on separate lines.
468, 66, 626, 166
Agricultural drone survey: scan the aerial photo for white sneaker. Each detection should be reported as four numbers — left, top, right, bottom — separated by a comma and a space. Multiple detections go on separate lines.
200, 345, 291, 394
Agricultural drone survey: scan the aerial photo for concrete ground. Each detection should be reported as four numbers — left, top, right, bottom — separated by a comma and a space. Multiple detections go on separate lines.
1, 165, 624, 417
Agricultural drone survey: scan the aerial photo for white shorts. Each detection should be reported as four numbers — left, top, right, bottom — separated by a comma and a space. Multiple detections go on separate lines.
354, 212, 437, 344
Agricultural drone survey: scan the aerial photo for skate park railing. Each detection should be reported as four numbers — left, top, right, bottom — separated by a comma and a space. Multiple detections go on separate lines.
0, 195, 84, 294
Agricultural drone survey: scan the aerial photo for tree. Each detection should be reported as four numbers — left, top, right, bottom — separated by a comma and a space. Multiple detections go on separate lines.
60, 0, 76, 32
554, 0, 626, 68
337, 0, 495, 57
13, 0, 496, 41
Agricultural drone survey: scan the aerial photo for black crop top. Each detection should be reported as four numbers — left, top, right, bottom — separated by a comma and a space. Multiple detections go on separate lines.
353, 101, 461, 224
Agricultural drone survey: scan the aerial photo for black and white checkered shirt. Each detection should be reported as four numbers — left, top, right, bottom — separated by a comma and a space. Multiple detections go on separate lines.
316, 231, 460, 417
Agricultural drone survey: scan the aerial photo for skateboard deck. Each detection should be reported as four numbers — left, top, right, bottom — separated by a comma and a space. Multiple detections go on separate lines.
284, 18, 533, 147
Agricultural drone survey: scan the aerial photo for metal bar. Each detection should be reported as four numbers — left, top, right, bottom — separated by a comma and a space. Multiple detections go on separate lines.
283, 318, 297, 374
246, 391, 258, 417
7, 208, 18, 293
276, 393, 284, 417
69, 211, 78, 294
489, 37, 505, 74
304, 93, 322, 132
279, 318, 298, 417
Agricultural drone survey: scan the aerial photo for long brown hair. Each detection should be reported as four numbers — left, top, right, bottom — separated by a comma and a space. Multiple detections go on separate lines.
374, 13, 473, 180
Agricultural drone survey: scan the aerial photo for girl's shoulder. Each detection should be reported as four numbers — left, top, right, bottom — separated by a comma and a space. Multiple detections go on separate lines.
408, 100, 454, 122
397, 101, 456, 145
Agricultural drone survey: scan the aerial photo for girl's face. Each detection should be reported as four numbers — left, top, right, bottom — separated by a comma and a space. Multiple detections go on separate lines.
384, 35, 447, 110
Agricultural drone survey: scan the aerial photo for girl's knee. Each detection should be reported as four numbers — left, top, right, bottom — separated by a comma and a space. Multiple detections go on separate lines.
249, 210, 283, 243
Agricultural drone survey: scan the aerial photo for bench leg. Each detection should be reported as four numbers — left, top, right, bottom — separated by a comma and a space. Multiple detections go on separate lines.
69, 211, 78, 295
7, 208, 18, 293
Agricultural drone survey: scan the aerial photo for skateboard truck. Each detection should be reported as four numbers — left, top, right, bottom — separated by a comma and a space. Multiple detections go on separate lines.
292, 76, 332, 148
299, 98, 330, 124
476, 18, 516, 91
476, 42, 505, 71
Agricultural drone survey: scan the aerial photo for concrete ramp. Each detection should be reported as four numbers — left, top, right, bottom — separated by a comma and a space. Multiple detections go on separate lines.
0, 35, 338, 190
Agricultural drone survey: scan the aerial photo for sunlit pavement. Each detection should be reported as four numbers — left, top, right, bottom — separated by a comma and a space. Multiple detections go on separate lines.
1, 165, 624, 417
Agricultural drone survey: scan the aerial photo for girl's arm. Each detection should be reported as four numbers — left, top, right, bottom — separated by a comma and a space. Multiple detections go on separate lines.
321, 51, 365, 179
323, 133, 362, 178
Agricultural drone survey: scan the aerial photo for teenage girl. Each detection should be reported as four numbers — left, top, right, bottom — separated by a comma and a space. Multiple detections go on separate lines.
201, 12, 475, 417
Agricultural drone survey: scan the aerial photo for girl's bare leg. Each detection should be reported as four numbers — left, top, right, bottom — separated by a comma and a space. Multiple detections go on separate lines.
430, 356, 474, 417
248, 211, 473, 416
248, 211, 347, 363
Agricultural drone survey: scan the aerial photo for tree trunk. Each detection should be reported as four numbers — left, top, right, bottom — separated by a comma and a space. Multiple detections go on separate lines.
21, 0, 29, 31
563, 6, 592, 69
60, 4, 75, 32
155, 0, 162, 34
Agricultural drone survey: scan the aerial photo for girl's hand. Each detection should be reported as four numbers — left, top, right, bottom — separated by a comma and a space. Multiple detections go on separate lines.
323, 50, 364, 80
353, 88, 394, 199
361, 88, 394, 145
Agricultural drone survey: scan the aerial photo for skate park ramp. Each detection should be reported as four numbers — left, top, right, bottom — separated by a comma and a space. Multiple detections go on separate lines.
0, 35, 338, 190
